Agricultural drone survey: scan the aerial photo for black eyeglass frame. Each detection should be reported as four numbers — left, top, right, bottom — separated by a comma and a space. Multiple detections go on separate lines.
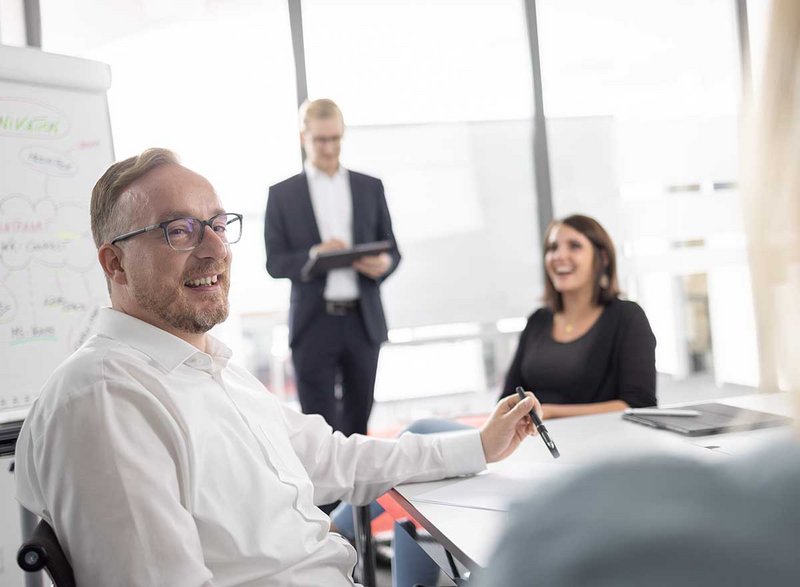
109, 212, 243, 251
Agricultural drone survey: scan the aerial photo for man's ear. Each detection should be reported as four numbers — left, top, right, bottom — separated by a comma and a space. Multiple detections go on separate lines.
98, 243, 128, 285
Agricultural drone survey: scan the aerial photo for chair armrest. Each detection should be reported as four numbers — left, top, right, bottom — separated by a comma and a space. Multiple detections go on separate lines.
17, 519, 76, 587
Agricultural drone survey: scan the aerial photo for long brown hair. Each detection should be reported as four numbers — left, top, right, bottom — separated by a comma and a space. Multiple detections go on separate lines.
542, 214, 620, 313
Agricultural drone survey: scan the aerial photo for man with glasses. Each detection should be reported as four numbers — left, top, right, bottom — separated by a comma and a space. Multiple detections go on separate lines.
15, 147, 542, 585
265, 99, 400, 438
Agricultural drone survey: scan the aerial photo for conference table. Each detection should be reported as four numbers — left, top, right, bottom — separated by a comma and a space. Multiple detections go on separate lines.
387, 392, 796, 582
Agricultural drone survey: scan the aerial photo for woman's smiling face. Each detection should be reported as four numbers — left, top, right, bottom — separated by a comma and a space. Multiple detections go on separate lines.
544, 223, 597, 296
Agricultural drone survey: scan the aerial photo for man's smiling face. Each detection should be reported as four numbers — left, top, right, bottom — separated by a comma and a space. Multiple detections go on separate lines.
114, 164, 232, 338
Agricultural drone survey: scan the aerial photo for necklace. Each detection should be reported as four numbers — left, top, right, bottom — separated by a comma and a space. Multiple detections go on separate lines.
561, 306, 602, 336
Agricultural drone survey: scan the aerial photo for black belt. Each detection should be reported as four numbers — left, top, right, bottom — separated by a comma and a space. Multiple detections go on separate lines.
325, 300, 359, 316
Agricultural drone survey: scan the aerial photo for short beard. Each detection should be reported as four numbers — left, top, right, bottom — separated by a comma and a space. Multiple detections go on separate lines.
132, 281, 229, 334
164, 299, 229, 333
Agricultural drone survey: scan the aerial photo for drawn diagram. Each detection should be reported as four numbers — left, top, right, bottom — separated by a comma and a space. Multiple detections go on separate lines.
0, 91, 112, 412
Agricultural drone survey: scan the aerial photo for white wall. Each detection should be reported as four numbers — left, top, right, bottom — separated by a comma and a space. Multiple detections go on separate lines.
707, 265, 760, 386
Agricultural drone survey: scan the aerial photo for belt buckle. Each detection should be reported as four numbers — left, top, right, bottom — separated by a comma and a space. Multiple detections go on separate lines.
326, 301, 348, 316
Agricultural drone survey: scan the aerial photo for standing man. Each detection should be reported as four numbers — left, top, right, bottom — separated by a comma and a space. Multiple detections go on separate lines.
265, 99, 400, 436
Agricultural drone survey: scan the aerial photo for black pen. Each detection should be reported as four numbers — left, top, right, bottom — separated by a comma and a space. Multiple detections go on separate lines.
516, 386, 560, 459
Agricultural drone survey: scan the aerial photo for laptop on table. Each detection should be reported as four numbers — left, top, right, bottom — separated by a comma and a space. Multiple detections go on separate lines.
622, 403, 793, 437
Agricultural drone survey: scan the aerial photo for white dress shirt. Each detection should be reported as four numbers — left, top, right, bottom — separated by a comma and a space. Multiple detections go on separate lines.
15, 308, 485, 586
305, 160, 360, 301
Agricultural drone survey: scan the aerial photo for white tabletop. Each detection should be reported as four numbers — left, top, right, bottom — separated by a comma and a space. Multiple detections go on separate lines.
389, 392, 796, 570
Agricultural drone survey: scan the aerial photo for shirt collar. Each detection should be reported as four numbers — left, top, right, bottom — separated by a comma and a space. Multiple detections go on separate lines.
95, 307, 232, 372
304, 159, 348, 181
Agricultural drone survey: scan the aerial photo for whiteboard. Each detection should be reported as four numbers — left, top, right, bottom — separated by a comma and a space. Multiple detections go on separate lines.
0, 46, 113, 414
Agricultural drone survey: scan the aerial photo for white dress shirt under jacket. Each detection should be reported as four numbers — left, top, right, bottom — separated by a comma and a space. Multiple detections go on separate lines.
15, 308, 485, 586
305, 160, 360, 301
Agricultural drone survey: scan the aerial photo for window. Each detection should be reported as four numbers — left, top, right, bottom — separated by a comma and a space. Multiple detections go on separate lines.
41, 0, 302, 377
302, 0, 542, 399
538, 0, 758, 386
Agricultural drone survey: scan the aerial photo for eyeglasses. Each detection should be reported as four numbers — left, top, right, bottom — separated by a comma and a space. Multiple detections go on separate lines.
110, 212, 243, 251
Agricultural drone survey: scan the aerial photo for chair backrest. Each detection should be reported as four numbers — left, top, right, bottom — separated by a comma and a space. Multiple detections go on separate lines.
17, 519, 77, 587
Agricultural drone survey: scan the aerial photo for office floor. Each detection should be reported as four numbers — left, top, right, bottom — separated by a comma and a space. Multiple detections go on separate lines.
368, 373, 755, 587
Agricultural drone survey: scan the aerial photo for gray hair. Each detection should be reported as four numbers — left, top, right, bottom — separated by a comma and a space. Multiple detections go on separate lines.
90, 148, 180, 247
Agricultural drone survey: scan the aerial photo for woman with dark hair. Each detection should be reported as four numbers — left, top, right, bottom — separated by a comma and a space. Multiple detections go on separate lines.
336, 214, 656, 586
476, 3, 800, 583
499, 214, 657, 416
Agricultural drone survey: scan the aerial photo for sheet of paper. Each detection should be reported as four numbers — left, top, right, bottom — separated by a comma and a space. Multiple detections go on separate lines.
412, 460, 579, 512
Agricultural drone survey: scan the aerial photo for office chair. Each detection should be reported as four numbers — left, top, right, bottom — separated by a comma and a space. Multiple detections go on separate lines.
17, 519, 76, 587
352, 505, 377, 586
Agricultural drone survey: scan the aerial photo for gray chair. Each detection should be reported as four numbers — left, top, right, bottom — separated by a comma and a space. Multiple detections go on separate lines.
17, 519, 76, 587
16, 512, 369, 587
352, 505, 377, 586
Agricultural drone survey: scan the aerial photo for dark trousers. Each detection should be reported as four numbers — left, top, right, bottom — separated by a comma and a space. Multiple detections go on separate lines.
291, 306, 381, 436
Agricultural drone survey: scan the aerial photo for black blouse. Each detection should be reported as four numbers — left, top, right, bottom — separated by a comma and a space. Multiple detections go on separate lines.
500, 299, 657, 407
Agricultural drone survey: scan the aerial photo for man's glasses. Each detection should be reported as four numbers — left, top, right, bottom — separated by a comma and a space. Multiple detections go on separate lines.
311, 134, 342, 146
110, 212, 243, 251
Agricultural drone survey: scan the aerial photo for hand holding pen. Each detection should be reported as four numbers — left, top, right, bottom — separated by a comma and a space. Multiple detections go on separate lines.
479, 388, 545, 463
516, 386, 561, 459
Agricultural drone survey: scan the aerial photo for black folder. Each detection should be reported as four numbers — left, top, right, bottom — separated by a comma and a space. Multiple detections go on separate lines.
301, 240, 391, 280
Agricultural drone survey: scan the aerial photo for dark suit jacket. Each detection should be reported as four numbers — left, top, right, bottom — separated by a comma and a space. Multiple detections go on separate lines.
265, 170, 401, 346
